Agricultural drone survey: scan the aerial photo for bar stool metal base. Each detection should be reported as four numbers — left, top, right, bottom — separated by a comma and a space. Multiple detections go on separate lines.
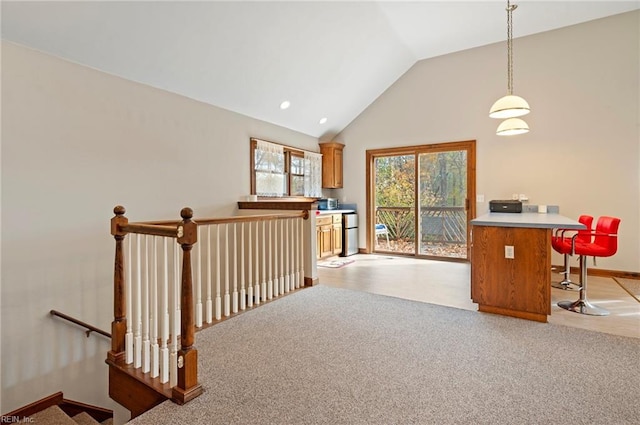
552, 281, 581, 290
557, 255, 609, 316
557, 299, 609, 316
551, 255, 580, 290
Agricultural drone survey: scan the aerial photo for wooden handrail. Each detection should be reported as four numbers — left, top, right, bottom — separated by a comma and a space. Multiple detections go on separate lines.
119, 223, 181, 238
137, 210, 309, 226
196, 211, 308, 225
50, 310, 111, 339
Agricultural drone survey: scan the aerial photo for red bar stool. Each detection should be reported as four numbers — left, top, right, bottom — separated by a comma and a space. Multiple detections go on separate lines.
558, 216, 621, 316
551, 215, 593, 290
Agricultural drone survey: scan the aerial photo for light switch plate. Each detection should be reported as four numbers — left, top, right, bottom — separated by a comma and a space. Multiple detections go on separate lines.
505, 245, 515, 259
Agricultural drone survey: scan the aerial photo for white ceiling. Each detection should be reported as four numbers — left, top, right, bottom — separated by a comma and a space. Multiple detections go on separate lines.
2, 1, 638, 139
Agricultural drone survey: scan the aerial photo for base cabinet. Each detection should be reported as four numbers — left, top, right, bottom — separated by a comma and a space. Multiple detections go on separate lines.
332, 215, 343, 255
470, 225, 551, 322
317, 214, 343, 259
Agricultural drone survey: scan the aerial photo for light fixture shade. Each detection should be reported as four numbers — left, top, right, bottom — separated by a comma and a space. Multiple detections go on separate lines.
489, 94, 530, 119
496, 118, 529, 136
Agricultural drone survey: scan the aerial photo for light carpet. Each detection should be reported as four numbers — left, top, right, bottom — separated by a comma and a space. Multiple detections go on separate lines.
129, 285, 640, 425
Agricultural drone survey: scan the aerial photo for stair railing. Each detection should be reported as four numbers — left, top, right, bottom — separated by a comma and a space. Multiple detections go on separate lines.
108, 205, 202, 405
190, 213, 307, 328
108, 205, 309, 410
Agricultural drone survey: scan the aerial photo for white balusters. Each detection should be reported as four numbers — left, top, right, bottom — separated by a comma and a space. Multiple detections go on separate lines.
125, 237, 133, 365
160, 237, 170, 384
283, 218, 288, 293
150, 236, 159, 378
273, 220, 279, 298
206, 226, 213, 323
224, 224, 230, 317
261, 221, 267, 302
195, 226, 203, 328
247, 221, 253, 308
232, 223, 238, 314
206, 226, 213, 324
254, 221, 261, 305
240, 222, 246, 311
142, 235, 150, 374
134, 234, 142, 369
297, 217, 304, 288
267, 221, 273, 300
215, 224, 222, 321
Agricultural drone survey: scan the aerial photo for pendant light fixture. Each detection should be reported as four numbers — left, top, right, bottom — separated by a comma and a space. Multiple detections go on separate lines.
490, 0, 530, 135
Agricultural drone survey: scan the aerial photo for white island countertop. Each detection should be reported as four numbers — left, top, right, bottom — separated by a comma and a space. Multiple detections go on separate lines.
471, 212, 586, 229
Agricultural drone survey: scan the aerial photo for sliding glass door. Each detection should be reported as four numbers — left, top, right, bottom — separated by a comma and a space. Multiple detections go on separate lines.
418, 150, 468, 258
374, 154, 416, 252
367, 141, 475, 261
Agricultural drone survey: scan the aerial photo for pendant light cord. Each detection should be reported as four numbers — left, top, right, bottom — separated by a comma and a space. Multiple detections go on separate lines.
506, 1, 517, 95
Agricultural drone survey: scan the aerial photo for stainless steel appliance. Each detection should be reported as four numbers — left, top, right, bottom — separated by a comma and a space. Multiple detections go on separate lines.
341, 212, 358, 257
318, 198, 339, 210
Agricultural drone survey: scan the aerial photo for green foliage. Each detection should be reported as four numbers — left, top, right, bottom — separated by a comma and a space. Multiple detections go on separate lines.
375, 155, 415, 207
419, 151, 467, 207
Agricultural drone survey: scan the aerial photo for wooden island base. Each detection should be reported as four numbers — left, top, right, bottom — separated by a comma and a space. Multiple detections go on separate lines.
470, 213, 585, 322
478, 304, 548, 323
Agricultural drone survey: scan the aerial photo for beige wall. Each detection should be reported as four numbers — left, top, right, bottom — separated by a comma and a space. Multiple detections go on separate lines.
0, 40, 318, 413
336, 11, 640, 274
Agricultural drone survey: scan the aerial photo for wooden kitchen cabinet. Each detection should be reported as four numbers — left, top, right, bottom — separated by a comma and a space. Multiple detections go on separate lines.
332, 214, 343, 255
319, 142, 344, 189
317, 216, 334, 259
316, 214, 343, 259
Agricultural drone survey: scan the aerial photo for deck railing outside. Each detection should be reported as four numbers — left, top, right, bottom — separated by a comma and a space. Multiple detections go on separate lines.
375, 206, 467, 256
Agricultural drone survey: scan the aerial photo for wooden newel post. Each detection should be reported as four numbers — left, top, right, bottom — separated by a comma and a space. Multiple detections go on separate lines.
108, 205, 128, 363
172, 207, 204, 404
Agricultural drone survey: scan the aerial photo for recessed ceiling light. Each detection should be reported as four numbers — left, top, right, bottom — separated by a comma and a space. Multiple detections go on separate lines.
319, 117, 328, 125
280, 100, 291, 110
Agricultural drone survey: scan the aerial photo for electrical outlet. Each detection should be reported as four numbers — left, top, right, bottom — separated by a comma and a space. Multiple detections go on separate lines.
476, 194, 485, 202
512, 193, 519, 200
505, 245, 514, 259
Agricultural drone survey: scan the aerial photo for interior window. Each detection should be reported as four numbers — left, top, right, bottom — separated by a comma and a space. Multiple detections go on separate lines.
290, 153, 305, 196
250, 138, 321, 198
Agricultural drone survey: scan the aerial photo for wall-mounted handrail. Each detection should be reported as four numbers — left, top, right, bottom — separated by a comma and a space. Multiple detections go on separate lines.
50, 310, 111, 339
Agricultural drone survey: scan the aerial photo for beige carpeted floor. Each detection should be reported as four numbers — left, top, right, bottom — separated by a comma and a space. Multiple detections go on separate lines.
128, 285, 640, 425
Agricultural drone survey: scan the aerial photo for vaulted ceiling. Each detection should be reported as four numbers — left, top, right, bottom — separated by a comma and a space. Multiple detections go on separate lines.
2, 1, 638, 139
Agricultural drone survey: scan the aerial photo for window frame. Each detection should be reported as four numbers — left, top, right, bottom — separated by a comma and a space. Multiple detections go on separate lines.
250, 138, 311, 198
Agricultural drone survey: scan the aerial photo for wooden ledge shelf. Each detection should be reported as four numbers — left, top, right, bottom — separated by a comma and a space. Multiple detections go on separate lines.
238, 198, 318, 211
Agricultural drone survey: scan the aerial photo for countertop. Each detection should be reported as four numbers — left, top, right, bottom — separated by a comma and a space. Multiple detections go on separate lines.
316, 209, 356, 215
471, 212, 585, 229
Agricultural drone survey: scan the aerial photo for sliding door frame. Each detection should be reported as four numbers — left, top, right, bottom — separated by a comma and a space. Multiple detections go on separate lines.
365, 140, 476, 261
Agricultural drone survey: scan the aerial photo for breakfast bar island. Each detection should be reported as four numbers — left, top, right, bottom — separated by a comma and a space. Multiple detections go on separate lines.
470, 213, 585, 322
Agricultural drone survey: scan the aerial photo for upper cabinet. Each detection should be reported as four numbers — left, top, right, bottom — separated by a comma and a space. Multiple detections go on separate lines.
319, 142, 344, 189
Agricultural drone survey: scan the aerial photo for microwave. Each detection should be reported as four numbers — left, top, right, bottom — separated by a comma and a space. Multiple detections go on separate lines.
318, 198, 338, 210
